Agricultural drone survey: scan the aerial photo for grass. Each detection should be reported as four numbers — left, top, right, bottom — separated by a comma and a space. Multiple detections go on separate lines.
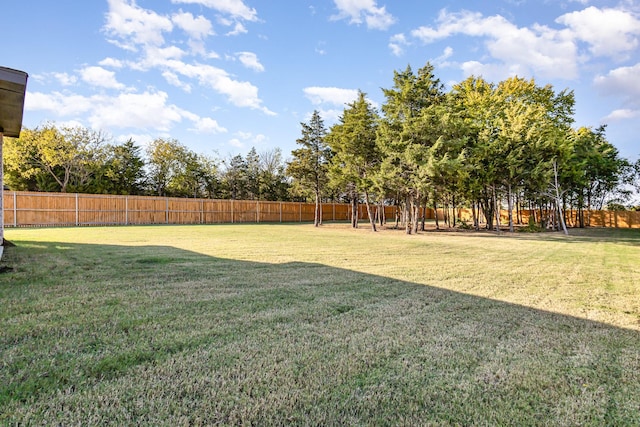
1, 223, 639, 425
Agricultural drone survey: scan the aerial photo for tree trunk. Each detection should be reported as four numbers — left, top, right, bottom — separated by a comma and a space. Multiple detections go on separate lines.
406, 194, 413, 234
452, 195, 457, 228
493, 185, 501, 232
314, 191, 321, 227
472, 201, 479, 231
364, 191, 377, 232
553, 162, 568, 235
433, 195, 440, 230
411, 194, 419, 235
507, 183, 514, 232
394, 205, 400, 229
351, 196, 358, 228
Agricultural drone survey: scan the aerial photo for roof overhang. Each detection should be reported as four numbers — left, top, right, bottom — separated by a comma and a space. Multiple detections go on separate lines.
0, 67, 28, 138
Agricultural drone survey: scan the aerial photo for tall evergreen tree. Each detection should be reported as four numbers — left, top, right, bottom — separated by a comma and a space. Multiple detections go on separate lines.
287, 110, 331, 226
104, 138, 146, 195
327, 91, 381, 231
377, 63, 445, 233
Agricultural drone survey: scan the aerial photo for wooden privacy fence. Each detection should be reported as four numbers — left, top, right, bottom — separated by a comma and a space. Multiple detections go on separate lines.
429, 207, 640, 229
1, 191, 394, 227
2, 191, 639, 229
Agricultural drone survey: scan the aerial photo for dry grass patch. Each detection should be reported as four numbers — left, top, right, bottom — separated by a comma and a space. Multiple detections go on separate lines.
1, 224, 639, 425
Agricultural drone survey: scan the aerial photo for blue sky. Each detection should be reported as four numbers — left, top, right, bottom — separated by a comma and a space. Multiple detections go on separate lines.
3, 0, 640, 161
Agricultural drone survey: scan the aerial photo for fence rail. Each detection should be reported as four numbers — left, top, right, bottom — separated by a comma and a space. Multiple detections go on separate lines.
1, 191, 391, 227
2, 191, 639, 229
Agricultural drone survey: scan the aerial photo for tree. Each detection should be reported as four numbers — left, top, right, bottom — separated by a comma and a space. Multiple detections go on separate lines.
222, 154, 249, 200
103, 138, 146, 195
377, 63, 445, 233
260, 148, 290, 201
196, 154, 221, 199
287, 111, 331, 226
327, 91, 381, 231
146, 137, 199, 197
245, 147, 262, 200
3, 123, 109, 193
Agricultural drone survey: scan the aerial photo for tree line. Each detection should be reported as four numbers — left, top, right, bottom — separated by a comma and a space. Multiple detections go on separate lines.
4, 62, 639, 232
4, 125, 291, 201
289, 63, 639, 233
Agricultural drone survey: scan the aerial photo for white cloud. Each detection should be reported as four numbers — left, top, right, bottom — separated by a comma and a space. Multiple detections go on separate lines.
594, 62, 640, 117
172, 11, 214, 39
162, 61, 274, 114
88, 91, 184, 131
556, 7, 640, 57
460, 61, 530, 81
53, 72, 77, 86
225, 22, 248, 36
98, 57, 125, 68
603, 109, 640, 121
102, 1, 273, 115
431, 46, 454, 68
594, 63, 640, 123
228, 131, 266, 148
25, 89, 223, 135
331, 0, 396, 30
162, 71, 192, 92
189, 116, 228, 134
228, 138, 244, 148
136, 45, 187, 70
104, 0, 173, 49
171, 0, 258, 22
411, 9, 578, 80
79, 66, 126, 90
389, 33, 409, 56
235, 51, 265, 72
594, 63, 640, 99
303, 87, 359, 106
25, 91, 95, 116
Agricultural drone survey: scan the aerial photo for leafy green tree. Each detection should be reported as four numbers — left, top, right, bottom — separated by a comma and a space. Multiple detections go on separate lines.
3, 123, 109, 193
3, 128, 51, 191
146, 137, 195, 197
103, 138, 146, 195
222, 154, 249, 200
287, 111, 331, 226
245, 147, 262, 200
196, 154, 221, 199
377, 63, 445, 233
259, 148, 290, 201
327, 91, 381, 231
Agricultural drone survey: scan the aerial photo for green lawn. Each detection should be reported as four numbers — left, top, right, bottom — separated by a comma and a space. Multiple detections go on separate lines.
1, 224, 639, 425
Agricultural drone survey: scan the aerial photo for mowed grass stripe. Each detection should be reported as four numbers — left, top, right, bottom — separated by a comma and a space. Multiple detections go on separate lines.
1, 224, 639, 425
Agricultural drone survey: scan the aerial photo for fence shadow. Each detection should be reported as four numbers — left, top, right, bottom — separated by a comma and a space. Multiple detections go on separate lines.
2, 241, 639, 425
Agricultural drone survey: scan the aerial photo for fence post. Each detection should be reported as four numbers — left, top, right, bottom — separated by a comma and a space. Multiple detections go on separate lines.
75, 193, 79, 226
280, 202, 282, 223
231, 199, 234, 224
166, 197, 169, 224
299, 203, 302, 222
200, 199, 204, 224
257, 200, 259, 223
125, 196, 129, 226
13, 192, 17, 227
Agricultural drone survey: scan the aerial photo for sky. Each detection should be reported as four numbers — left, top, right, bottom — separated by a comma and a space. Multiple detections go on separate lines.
3, 0, 640, 162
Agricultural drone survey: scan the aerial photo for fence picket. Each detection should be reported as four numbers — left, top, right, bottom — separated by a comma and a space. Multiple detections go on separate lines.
2, 191, 639, 229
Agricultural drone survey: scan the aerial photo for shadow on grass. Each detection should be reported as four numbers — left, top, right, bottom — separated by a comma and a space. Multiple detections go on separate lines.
1, 240, 639, 425
409, 225, 640, 247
